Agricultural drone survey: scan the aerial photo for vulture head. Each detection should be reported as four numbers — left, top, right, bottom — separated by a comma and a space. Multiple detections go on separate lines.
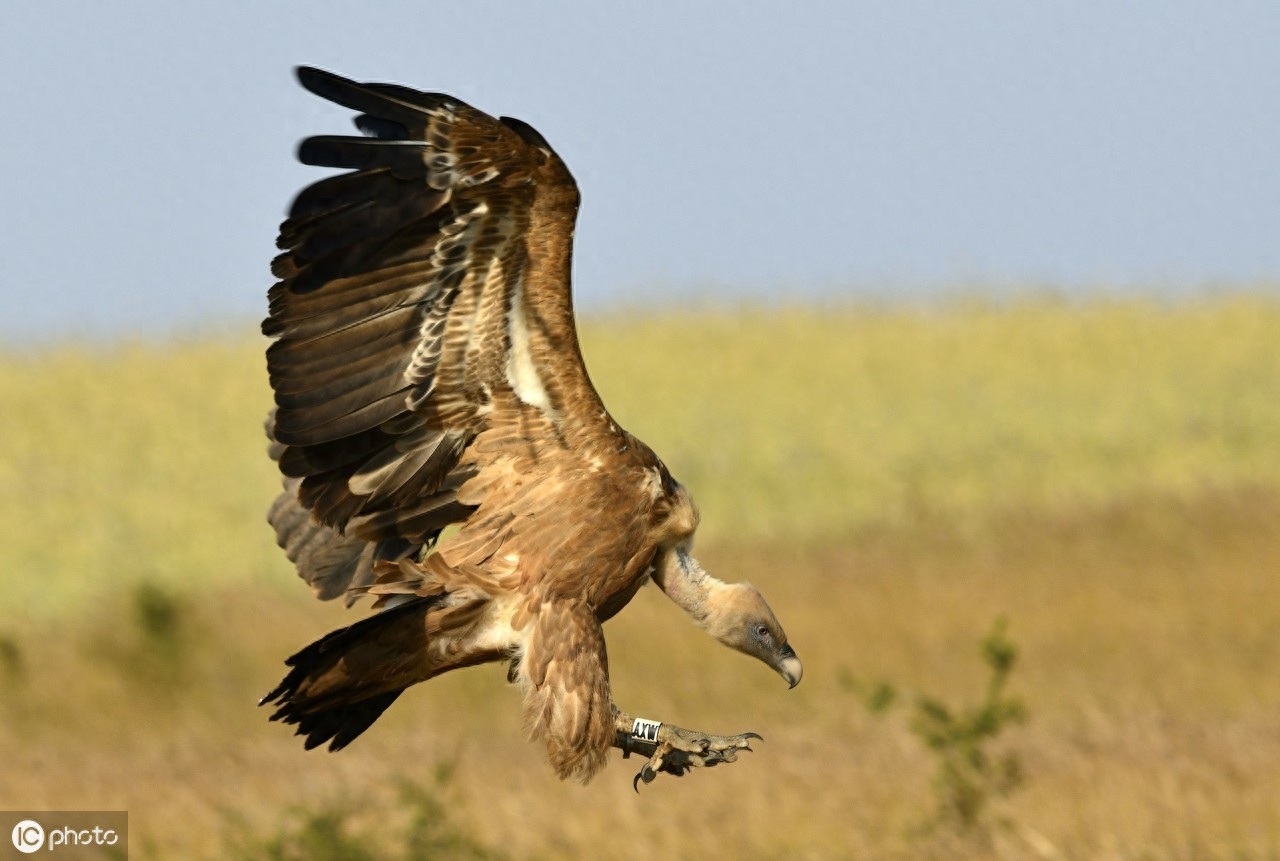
656, 544, 803, 690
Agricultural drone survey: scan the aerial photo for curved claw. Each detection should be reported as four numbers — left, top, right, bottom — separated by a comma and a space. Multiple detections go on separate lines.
633, 761, 666, 792
742, 731, 764, 742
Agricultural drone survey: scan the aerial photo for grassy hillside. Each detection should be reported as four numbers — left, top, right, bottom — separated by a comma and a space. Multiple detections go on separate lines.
1, 295, 1278, 859
3, 295, 1276, 614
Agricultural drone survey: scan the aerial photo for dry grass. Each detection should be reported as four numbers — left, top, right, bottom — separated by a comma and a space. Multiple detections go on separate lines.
1, 295, 1278, 859
2, 488, 1277, 860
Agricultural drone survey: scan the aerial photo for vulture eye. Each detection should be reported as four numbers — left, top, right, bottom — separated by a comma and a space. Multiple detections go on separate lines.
756, 624, 771, 639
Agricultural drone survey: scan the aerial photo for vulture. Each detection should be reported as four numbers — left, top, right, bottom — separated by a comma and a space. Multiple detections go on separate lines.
259, 67, 802, 787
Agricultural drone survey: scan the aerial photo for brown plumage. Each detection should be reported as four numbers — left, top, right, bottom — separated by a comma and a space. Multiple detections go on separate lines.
260, 67, 802, 785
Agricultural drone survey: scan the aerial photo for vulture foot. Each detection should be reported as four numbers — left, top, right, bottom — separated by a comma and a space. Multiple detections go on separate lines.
612, 708, 760, 790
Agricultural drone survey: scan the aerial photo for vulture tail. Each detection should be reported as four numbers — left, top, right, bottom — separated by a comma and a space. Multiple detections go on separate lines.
260, 595, 444, 751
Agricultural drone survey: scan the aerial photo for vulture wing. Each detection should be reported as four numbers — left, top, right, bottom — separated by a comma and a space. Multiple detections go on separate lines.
264, 67, 611, 602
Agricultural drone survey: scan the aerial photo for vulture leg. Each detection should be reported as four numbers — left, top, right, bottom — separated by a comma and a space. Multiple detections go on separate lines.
611, 707, 762, 791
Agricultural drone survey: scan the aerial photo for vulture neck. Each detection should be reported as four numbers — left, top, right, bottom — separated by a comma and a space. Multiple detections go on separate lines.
652, 550, 726, 627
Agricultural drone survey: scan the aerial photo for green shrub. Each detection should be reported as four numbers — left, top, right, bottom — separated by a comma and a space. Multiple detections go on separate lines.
911, 617, 1027, 831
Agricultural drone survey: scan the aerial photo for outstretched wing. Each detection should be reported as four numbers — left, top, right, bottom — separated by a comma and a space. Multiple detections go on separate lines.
264, 67, 609, 600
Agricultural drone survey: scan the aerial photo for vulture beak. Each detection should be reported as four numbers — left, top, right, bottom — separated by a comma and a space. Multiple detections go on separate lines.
776, 643, 803, 689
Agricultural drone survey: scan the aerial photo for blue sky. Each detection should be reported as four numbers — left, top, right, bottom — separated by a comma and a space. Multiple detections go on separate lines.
1, 1, 1276, 340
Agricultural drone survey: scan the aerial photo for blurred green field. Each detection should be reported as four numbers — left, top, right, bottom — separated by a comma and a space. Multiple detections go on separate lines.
1, 294, 1278, 859
3, 294, 1277, 615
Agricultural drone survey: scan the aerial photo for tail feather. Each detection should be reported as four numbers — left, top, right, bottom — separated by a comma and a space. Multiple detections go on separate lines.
276, 688, 403, 752
260, 595, 441, 751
